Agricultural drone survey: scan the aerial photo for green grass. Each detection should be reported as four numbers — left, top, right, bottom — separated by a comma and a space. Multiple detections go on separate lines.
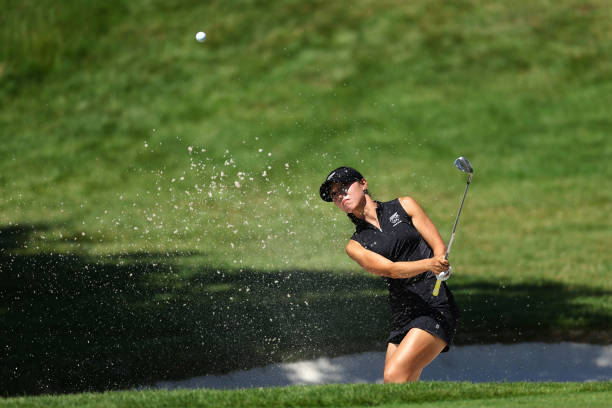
2, 383, 611, 408
1, 0, 611, 397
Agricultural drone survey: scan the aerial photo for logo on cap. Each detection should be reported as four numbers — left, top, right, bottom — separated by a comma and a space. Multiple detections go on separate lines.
327, 172, 336, 181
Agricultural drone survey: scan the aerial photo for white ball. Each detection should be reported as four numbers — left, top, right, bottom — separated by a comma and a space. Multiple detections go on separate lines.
195, 31, 206, 42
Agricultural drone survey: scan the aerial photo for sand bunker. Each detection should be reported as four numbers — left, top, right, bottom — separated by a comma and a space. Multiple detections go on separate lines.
153, 342, 612, 390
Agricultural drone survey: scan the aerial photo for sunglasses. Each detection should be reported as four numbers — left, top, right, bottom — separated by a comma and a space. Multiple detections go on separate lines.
330, 181, 356, 200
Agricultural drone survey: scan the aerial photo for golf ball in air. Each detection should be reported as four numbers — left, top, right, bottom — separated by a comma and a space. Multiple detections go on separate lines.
195, 31, 206, 42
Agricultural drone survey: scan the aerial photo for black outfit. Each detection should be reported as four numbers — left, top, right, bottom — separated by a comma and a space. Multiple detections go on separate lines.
350, 198, 459, 352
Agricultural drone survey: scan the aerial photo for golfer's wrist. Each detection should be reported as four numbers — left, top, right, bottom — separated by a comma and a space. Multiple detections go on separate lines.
420, 259, 435, 275
433, 247, 446, 257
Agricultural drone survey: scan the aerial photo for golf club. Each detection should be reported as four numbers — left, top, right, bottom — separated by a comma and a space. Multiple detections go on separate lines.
433, 156, 474, 296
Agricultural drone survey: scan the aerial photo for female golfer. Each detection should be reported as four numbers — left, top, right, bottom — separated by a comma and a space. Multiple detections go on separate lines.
320, 166, 459, 383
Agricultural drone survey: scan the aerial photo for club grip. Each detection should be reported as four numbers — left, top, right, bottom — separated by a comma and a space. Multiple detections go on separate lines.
432, 279, 441, 296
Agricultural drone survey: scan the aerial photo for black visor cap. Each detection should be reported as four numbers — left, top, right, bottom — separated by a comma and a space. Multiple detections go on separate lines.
319, 167, 364, 202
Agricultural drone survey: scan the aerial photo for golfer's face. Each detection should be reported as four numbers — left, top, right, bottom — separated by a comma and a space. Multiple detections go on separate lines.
331, 181, 362, 212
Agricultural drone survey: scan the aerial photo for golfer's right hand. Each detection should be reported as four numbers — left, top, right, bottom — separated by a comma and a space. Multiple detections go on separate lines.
429, 255, 450, 275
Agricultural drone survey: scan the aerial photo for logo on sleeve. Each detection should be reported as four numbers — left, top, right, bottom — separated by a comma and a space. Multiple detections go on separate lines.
390, 212, 402, 227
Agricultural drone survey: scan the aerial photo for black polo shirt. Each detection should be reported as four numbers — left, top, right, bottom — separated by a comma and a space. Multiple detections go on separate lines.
350, 199, 459, 339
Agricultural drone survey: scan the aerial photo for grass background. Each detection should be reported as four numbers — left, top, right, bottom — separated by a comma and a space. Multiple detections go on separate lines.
1, 0, 611, 397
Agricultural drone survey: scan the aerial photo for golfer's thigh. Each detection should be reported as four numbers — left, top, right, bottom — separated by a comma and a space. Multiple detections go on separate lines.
388, 328, 446, 372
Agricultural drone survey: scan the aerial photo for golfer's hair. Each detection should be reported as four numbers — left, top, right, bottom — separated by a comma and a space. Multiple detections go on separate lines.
346, 189, 371, 226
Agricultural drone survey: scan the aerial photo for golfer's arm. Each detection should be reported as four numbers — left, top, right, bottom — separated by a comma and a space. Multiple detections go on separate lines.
399, 196, 447, 257
346, 240, 431, 279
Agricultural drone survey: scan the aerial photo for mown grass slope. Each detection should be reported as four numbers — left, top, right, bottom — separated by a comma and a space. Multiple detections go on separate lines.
1, 0, 611, 396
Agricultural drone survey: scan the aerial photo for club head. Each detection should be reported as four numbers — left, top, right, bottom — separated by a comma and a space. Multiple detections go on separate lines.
454, 156, 473, 174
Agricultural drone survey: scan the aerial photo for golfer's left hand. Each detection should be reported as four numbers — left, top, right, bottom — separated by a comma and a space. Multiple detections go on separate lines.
429, 255, 449, 275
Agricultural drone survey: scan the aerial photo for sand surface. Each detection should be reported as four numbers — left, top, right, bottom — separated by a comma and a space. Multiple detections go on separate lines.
153, 342, 612, 390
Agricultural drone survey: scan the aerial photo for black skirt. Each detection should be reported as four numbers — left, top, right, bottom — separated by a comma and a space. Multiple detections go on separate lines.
387, 306, 458, 353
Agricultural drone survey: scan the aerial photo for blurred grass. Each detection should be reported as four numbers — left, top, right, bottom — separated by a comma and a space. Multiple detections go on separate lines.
1, 0, 612, 396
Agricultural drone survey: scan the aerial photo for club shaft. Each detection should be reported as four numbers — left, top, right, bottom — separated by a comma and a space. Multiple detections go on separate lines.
445, 174, 472, 258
